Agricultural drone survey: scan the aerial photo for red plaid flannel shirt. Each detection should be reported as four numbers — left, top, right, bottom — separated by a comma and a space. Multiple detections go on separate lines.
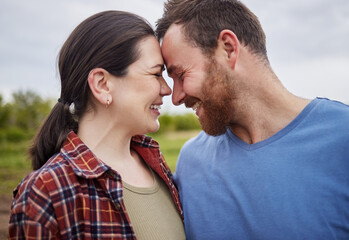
8, 131, 183, 239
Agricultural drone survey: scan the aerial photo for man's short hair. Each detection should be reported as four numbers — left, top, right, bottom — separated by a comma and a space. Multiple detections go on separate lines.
156, 0, 268, 60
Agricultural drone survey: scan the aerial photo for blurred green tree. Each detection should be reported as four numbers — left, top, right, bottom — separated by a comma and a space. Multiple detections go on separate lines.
12, 90, 52, 131
0, 95, 11, 129
0, 91, 52, 142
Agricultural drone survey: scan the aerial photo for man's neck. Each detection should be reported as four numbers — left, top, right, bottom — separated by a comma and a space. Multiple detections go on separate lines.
229, 85, 310, 144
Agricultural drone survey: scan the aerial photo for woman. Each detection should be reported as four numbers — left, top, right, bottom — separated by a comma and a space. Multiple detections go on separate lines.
8, 11, 185, 240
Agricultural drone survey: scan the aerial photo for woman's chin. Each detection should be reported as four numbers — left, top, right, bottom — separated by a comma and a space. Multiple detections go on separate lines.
148, 121, 160, 134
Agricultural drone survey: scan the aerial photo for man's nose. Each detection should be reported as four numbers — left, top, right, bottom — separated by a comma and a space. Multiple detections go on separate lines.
172, 80, 186, 106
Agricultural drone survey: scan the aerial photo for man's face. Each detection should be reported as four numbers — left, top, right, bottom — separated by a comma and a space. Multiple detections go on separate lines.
161, 24, 207, 108
161, 24, 234, 136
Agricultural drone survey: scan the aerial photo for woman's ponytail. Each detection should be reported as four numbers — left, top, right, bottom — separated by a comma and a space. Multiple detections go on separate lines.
28, 101, 78, 170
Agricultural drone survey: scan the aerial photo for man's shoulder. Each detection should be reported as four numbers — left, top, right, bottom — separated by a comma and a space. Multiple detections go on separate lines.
317, 98, 349, 113
180, 130, 230, 153
182, 130, 213, 146
315, 98, 349, 125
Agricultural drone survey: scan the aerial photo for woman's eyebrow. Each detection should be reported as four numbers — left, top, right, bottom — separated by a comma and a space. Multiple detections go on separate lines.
151, 64, 165, 71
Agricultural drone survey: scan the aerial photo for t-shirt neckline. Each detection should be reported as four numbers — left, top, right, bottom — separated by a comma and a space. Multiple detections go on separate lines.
227, 98, 321, 151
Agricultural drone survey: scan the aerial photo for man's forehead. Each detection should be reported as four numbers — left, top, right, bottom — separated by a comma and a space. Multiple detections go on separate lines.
164, 24, 183, 39
161, 24, 187, 52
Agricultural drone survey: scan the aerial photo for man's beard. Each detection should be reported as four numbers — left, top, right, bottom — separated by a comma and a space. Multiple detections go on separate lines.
199, 60, 235, 136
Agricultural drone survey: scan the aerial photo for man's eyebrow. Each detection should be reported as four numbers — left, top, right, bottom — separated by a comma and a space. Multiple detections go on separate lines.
167, 65, 183, 76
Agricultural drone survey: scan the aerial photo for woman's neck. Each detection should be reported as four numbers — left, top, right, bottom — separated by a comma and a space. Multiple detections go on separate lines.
77, 110, 154, 187
77, 110, 133, 165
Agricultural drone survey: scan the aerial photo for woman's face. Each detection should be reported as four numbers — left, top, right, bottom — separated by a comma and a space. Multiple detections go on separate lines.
110, 36, 171, 135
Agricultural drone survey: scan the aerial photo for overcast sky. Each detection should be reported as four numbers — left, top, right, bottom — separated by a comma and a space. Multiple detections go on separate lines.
1, 0, 348, 114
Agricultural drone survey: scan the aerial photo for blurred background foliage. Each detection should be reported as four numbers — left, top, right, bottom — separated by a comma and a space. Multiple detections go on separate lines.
0, 91, 52, 143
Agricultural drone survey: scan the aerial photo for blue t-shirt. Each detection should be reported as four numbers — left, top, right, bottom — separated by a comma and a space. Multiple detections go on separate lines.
174, 98, 349, 240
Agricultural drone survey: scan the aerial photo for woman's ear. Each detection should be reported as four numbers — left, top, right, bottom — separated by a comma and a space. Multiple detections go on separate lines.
88, 68, 112, 106
217, 30, 240, 69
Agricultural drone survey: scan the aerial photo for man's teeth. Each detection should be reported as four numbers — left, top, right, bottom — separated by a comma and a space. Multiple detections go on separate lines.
192, 102, 201, 111
150, 105, 161, 110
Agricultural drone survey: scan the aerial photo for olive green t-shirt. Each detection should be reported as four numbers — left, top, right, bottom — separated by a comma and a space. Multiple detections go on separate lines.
123, 170, 185, 240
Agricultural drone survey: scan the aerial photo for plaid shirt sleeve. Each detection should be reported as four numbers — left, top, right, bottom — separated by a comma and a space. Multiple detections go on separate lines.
8, 171, 59, 239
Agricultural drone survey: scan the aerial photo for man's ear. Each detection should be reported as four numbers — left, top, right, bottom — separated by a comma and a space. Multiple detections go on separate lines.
217, 30, 240, 69
88, 68, 112, 106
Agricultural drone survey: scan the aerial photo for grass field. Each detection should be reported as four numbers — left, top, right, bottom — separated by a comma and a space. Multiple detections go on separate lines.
149, 130, 199, 171
0, 141, 32, 195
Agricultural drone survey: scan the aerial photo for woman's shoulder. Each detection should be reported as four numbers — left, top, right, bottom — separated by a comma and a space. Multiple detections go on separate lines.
13, 153, 71, 203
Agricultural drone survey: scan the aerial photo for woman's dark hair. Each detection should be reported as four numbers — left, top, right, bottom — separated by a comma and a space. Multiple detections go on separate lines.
156, 0, 268, 60
29, 10, 154, 170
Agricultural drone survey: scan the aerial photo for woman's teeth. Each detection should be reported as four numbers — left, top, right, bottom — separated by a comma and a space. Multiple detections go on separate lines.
150, 105, 161, 110
192, 102, 201, 111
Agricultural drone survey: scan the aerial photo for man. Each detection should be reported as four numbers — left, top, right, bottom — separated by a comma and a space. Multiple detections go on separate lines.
156, 0, 349, 239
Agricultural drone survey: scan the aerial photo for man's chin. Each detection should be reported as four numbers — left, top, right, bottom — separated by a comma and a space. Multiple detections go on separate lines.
200, 119, 227, 136
203, 129, 227, 136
